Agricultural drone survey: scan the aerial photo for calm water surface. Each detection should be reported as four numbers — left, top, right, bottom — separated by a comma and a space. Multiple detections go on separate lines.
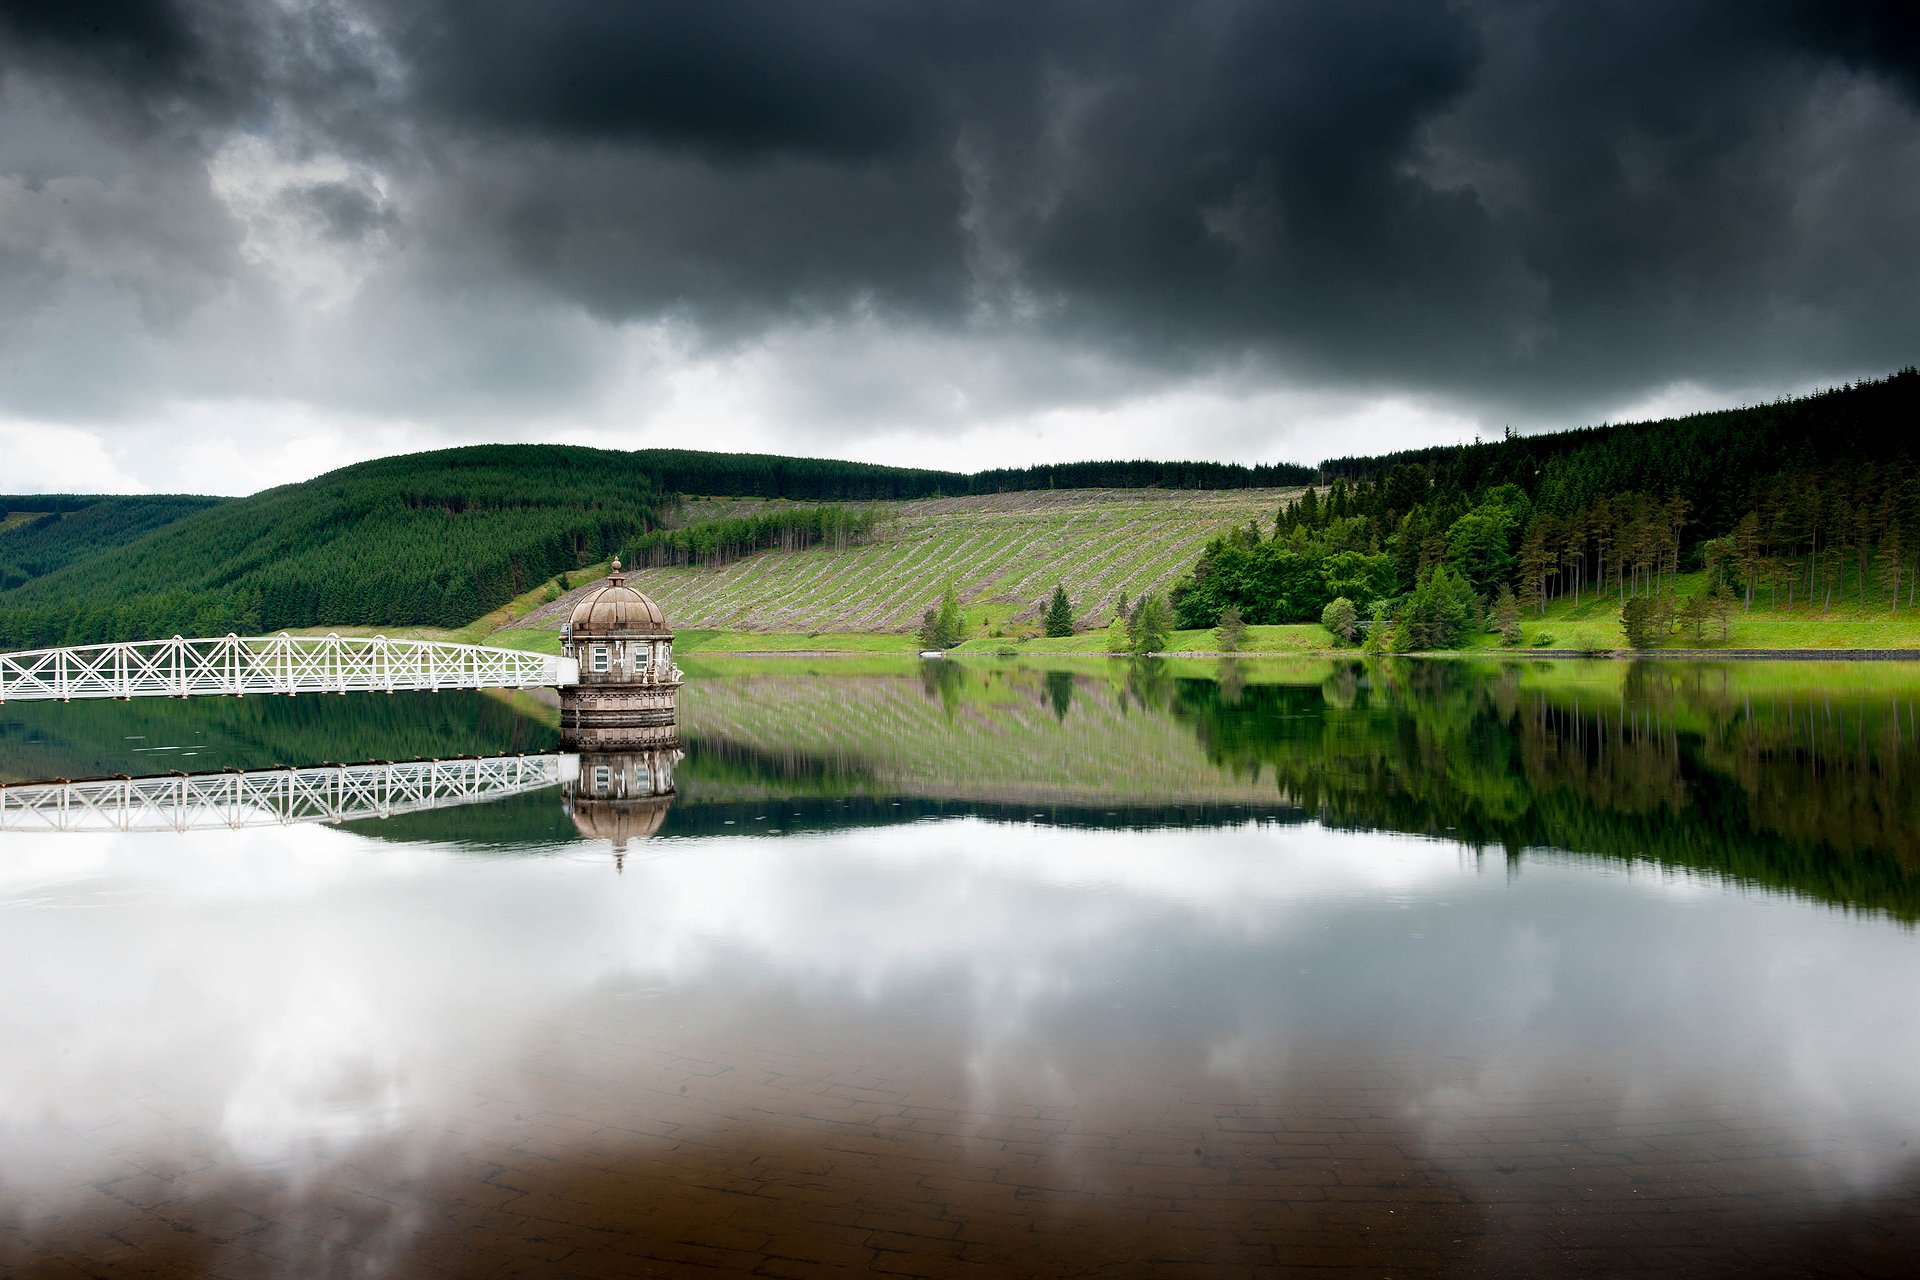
3, 659, 1919, 1278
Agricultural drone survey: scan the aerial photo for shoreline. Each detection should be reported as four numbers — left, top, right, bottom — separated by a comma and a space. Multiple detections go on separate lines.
687, 646, 1920, 661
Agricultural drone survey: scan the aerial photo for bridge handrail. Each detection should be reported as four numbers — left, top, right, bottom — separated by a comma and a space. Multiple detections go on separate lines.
0, 633, 580, 702
0, 752, 574, 832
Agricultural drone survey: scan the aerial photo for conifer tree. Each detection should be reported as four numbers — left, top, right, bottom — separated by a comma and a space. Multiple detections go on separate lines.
1492, 585, 1522, 646
1215, 603, 1247, 652
933, 584, 965, 648
1043, 585, 1075, 637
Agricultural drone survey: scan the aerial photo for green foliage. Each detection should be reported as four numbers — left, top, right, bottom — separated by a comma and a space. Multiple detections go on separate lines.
920, 584, 965, 649
0, 446, 669, 648
1491, 584, 1522, 646
1320, 597, 1358, 645
0, 495, 223, 592
1443, 502, 1516, 596
1214, 603, 1247, 652
1043, 584, 1075, 637
625, 505, 875, 568
1174, 369, 1920, 645
1399, 564, 1480, 650
1363, 601, 1392, 654
1170, 523, 1394, 629
1126, 594, 1174, 654
628, 448, 1312, 502
1621, 594, 1663, 648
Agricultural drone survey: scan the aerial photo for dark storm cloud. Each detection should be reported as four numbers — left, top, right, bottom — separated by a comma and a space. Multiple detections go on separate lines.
365, 0, 1920, 417
0, 0, 266, 143
3, 0, 1919, 434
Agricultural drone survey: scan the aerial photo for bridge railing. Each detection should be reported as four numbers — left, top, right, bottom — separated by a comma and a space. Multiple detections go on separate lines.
0, 634, 578, 702
0, 753, 573, 833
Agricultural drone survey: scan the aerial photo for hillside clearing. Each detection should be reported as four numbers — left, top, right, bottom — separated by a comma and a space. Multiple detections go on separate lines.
519, 487, 1297, 637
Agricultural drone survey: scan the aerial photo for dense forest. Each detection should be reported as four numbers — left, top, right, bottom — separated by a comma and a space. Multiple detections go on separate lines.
1172, 368, 1920, 647
629, 449, 1314, 500
623, 505, 876, 569
0, 495, 225, 592
0, 447, 667, 647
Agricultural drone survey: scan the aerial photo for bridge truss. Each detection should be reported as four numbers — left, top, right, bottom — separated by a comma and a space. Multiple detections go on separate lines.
0, 754, 569, 833
0, 634, 578, 702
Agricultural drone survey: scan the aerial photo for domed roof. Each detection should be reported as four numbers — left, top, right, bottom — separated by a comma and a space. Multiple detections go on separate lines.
568, 558, 669, 635
567, 795, 672, 848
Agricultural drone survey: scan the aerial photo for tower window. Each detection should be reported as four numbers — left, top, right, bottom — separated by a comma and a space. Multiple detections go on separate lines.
591, 645, 609, 672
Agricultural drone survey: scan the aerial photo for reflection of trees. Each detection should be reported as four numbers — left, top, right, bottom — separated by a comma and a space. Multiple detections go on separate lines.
1170, 661, 1920, 921
1215, 659, 1247, 706
1124, 658, 1173, 711
1045, 670, 1074, 722
918, 658, 967, 720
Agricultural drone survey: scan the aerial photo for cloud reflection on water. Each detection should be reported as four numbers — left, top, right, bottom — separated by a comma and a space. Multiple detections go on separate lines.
1, 816, 1918, 1202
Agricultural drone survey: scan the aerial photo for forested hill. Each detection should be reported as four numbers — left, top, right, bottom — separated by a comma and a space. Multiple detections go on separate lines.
3, 370, 1917, 649
627, 450, 1315, 499
1, 495, 225, 592
0, 446, 667, 647
1322, 368, 1920, 537
1170, 367, 1920, 647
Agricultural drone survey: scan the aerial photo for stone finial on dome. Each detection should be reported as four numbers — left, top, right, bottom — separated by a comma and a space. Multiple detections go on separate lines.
609, 556, 625, 586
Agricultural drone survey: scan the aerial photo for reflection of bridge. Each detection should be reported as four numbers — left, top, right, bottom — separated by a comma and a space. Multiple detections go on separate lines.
0, 634, 579, 703
0, 755, 569, 833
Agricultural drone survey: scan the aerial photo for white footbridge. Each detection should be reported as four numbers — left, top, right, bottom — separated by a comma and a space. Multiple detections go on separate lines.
0, 634, 580, 702
0, 754, 575, 833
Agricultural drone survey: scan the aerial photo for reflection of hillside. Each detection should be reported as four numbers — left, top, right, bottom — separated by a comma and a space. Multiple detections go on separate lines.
1172, 661, 1920, 922
675, 665, 1284, 808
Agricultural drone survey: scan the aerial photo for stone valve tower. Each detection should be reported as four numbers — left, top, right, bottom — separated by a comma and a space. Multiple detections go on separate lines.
558, 557, 681, 751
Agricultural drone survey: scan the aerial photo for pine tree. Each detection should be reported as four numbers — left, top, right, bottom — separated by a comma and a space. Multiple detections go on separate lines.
1043, 585, 1075, 637
1879, 528, 1903, 611
1492, 584, 1522, 646
933, 584, 965, 648
1215, 603, 1247, 651
1134, 595, 1174, 654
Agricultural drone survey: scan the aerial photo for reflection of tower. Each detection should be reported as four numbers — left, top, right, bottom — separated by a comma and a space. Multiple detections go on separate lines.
562, 750, 682, 869
558, 557, 682, 751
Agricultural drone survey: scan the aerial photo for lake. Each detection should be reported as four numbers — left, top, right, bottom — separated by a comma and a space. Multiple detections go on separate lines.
3, 658, 1919, 1277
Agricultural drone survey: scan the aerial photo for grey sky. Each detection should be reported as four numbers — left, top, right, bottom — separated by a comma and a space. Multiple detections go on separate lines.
0, 0, 1915, 493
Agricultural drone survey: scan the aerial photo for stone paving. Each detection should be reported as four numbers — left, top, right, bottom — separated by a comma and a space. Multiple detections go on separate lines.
6, 1003, 1920, 1278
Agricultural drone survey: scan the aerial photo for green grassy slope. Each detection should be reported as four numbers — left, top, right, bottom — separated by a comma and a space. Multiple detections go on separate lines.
1461, 571, 1920, 653
521, 487, 1295, 638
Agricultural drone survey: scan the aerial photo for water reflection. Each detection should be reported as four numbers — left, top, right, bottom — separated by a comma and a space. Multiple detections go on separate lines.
563, 747, 682, 868
3, 660, 1920, 1276
0, 754, 568, 832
